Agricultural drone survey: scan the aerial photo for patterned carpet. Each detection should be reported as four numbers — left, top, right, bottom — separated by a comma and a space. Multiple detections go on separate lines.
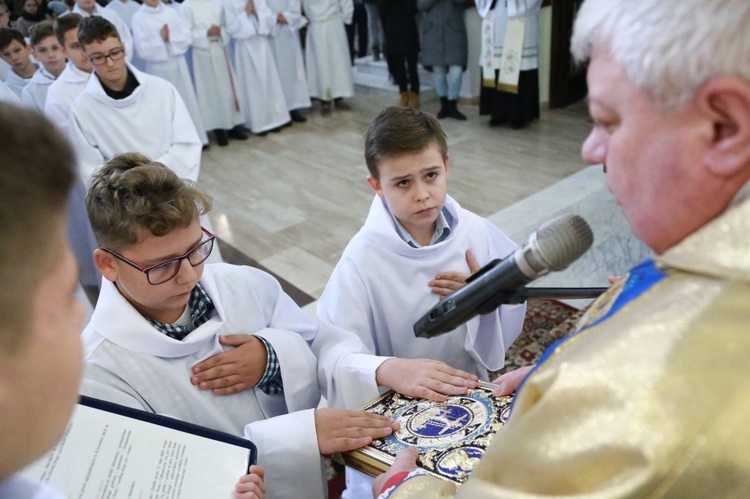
494, 299, 583, 376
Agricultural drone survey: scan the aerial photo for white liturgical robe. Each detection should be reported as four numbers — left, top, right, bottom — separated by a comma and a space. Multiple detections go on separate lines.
44, 60, 90, 136
223, 0, 290, 133
20, 65, 56, 111
300, 0, 354, 101
267, 0, 311, 110
181, 0, 245, 130
80, 264, 386, 499
318, 195, 527, 385
0, 78, 20, 103
132, 1, 208, 143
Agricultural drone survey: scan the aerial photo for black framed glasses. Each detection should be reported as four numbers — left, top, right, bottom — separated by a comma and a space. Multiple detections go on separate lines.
102, 227, 215, 285
88, 46, 126, 66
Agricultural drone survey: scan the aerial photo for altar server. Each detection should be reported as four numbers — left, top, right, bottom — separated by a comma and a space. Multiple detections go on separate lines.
267, 0, 310, 122
181, 0, 248, 145
68, 16, 201, 183
0, 28, 37, 96
300, 0, 354, 114
44, 14, 91, 135
21, 21, 66, 111
132, 0, 209, 145
223, 0, 290, 135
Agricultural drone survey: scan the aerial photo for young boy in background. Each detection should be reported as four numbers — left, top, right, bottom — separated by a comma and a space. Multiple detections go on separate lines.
319, 106, 526, 379
0, 104, 265, 499
21, 22, 66, 111
44, 14, 91, 135
0, 27, 37, 96
131, 0, 209, 146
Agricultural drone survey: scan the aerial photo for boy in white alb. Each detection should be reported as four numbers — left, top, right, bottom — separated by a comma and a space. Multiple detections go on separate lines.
64, 0, 134, 63
319, 106, 527, 393
0, 28, 37, 96
180, 0, 248, 146
80, 153, 408, 499
318, 106, 526, 498
44, 14, 92, 135
68, 16, 201, 183
21, 22, 66, 111
132, 0, 209, 146
222, 0, 290, 135
267, 0, 310, 123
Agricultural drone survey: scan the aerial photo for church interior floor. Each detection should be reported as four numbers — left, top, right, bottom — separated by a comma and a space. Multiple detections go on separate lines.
199, 92, 597, 306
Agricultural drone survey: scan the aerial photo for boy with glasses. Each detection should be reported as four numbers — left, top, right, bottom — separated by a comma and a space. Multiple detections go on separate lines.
68, 16, 202, 184
80, 152, 403, 498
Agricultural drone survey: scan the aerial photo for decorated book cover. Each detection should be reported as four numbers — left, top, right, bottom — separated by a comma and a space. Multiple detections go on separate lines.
339, 382, 513, 483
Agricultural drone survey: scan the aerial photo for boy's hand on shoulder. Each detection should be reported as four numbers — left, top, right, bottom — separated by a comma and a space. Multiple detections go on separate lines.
190, 334, 268, 395
314, 408, 400, 456
375, 358, 478, 403
429, 249, 481, 299
235, 465, 266, 499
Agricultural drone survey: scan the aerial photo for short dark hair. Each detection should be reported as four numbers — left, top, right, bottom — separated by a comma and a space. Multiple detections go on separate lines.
86, 153, 212, 252
364, 107, 448, 180
77, 15, 120, 48
29, 20, 55, 47
0, 104, 76, 351
0, 27, 26, 52
54, 12, 82, 46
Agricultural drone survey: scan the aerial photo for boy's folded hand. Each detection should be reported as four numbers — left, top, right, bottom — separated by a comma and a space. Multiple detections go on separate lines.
375, 358, 479, 403
190, 334, 267, 395
429, 249, 481, 298
235, 464, 266, 499
314, 408, 400, 455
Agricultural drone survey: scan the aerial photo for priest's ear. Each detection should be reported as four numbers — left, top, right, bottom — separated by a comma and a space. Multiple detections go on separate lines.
698, 76, 750, 179
93, 248, 120, 283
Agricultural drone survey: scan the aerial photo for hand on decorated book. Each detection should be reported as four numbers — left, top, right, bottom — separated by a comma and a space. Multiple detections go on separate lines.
235, 465, 266, 499
376, 358, 479, 403
429, 249, 481, 298
191, 334, 268, 394
314, 408, 400, 456
491, 364, 535, 396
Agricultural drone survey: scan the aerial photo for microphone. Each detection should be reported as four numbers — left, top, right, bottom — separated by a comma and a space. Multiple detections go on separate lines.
413, 214, 594, 339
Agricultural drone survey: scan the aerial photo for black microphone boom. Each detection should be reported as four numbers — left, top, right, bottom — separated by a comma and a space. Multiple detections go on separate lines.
413, 214, 594, 339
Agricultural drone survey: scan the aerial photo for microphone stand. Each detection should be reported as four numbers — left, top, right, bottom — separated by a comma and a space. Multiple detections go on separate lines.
476, 286, 608, 314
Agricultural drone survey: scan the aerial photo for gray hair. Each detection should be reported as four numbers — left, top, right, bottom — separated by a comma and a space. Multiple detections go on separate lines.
571, 0, 750, 109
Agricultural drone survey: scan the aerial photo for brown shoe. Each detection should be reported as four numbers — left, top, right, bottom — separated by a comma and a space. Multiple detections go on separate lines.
399, 92, 409, 106
408, 92, 420, 109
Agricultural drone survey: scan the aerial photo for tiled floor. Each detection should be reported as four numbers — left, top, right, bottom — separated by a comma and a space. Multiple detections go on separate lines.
199, 92, 623, 304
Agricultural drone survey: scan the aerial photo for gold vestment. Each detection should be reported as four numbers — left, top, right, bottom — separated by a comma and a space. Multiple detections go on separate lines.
390, 197, 750, 498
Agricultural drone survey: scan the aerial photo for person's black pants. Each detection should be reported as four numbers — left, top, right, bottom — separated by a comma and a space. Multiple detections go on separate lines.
388, 52, 420, 93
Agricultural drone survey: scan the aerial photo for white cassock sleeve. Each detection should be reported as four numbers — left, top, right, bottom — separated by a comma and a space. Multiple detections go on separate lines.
224, 0, 274, 39
68, 110, 108, 181
133, 13, 170, 62
339, 0, 353, 24
279, 0, 307, 31
156, 86, 202, 182
167, 12, 193, 56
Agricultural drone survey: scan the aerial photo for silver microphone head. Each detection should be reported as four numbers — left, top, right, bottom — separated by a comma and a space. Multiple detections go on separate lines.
521, 214, 594, 276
